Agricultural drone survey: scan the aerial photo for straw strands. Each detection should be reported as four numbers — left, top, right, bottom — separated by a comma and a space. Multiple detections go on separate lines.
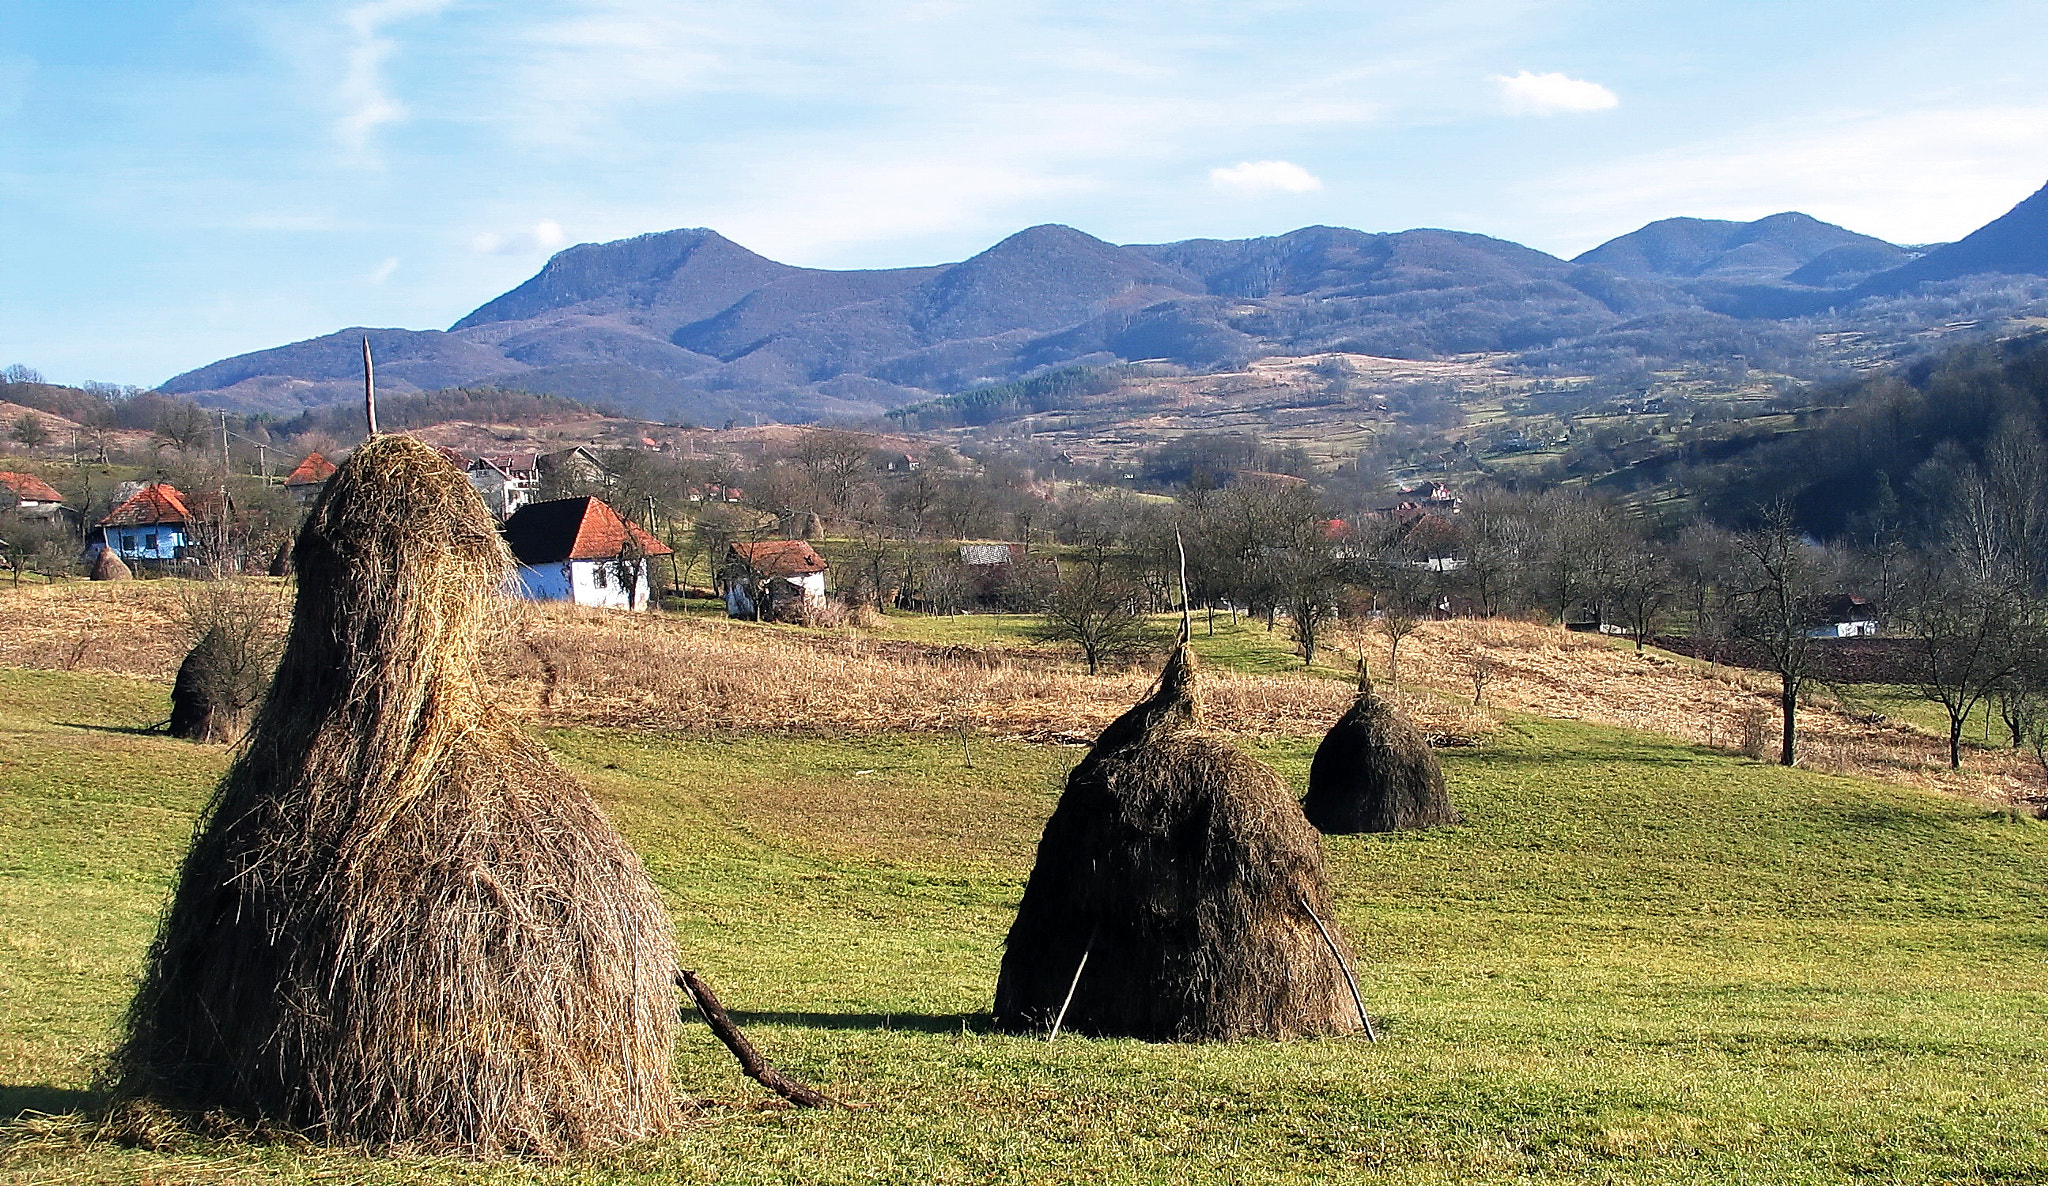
994, 646, 1363, 1041
110, 436, 681, 1157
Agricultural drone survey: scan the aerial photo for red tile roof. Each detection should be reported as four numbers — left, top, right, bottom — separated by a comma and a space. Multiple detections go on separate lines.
99, 483, 191, 528
500, 496, 672, 565
729, 539, 828, 577
283, 452, 338, 487
0, 472, 64, 503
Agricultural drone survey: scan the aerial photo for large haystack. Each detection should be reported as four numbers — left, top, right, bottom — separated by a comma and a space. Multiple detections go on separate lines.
112, 436, 681, 1156
90, 546, 131, 581
167, 626, 260, 742
993, 645, 1362, 1041
1301, 674, 1459, 834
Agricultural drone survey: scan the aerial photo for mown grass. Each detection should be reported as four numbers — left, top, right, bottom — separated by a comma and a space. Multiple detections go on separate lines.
1, 665, 2045, 1184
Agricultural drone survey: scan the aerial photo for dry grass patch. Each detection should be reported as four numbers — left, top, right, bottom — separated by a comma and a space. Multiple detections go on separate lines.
1391, 618, 2046, 805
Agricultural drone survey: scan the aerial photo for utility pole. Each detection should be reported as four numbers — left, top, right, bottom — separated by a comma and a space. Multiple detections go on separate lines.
363, 336, 379, 437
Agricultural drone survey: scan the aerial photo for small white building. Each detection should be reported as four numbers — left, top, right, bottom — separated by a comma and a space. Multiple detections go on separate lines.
1807, 595, 1880, 638
721, 540, 829, 620
501, 496, 671, 611
469, 452, 542, 519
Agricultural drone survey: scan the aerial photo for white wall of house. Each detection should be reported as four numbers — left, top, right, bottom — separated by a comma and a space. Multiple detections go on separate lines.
511, 558, 653, 610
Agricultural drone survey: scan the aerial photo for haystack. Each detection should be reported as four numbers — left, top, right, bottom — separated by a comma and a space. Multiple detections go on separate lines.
993, 644, 1362, 1041
167, 626, 260, 742
1301, 672, 1459, 834
90, 546, 131, 581
112, 436, 681, 1156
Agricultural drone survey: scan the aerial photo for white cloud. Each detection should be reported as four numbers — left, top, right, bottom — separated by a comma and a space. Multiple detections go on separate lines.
335, 0, 450, 158
1489, 71, 1618, 117
1209, 160, 1324, 196
1518, 103, 2048, 252
469, 221, 574, 255
368, 257, 399, 284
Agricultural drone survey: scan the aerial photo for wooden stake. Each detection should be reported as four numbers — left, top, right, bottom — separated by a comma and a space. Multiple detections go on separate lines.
1300, 895, 1377, 1041
362, 337, 379, 437
677, 970, 843, 1108
1047, 938, 1094, 1042
1174, 528, 1191, 644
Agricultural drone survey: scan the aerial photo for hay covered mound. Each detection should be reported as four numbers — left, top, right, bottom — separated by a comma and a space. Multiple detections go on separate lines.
993, 645, 1361, 1041
112, 436, 681, 1156
90, 547, 131, 581
167, 626, 260, 743
1302, 679, 1460, 835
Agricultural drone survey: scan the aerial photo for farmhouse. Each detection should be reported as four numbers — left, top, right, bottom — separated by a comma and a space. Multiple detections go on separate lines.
96, 483, 192, 562
1808, 594, 1880, 638
722, 540, 828, 620
501, 496, 671, 611
0, 471, 77, 528
468, 452, 541, 518
282, 452, 337, 505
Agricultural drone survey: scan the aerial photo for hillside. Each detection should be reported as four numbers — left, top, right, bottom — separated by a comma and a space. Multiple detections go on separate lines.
153, 184, 2048, 431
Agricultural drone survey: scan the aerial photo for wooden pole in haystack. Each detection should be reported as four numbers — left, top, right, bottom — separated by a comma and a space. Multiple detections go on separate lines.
111, 436, 683, 1157
993, 644, 1364, 1042
362, 336, 379, 437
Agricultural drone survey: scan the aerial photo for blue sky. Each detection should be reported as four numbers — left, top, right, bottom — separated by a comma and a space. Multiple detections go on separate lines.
4, 0, 2046, 387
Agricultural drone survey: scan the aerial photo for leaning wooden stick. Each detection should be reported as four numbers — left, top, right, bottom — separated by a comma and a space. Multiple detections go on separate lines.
1047, 941, 1093, 1042
677, 970, 844, 1108
1299, 895, 1378, 1042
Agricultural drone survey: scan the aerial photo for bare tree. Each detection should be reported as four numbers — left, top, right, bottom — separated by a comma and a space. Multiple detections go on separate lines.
1723, 507, 1829, 766
1033, 546, 1161, 674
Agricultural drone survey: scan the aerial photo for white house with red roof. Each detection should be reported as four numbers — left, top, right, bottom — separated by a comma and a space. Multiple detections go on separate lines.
499, 496, 672, 611
97, 483, 193, 561
721, 539, 829, 619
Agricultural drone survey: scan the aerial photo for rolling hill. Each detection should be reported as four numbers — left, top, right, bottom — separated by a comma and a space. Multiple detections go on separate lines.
160, 184, 2048, 428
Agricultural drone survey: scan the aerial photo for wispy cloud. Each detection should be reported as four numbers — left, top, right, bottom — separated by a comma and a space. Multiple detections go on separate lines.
335, 0, 450, 158
469, 220, 570, 255
1209, 160, 1324, 196
368, 257, 400, 283
1489, 71, 1618, 116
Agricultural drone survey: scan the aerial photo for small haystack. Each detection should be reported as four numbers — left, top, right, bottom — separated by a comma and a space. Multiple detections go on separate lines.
112, 435, 681, 1156
90, 547, 131, 581
167, 626, 260, 742
993, 645, 1363, 1041
267, 538, 293, 577
1301, 671, 1459, 834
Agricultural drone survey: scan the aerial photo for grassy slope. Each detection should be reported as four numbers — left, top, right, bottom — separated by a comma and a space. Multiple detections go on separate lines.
1, 667, 2045, 1184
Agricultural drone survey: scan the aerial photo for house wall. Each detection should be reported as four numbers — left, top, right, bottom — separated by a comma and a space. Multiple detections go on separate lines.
512, 562, 574, 603
103, 525, 186, 561
570, 558, 651, 611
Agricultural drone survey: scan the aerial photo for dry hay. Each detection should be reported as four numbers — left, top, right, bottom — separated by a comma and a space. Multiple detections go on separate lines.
166, 627, 259, 743
110, 436, 681, 1157
90, 547, 131, 581
1302, 674, 1459, 834
993, 645, 1362, 1041
1388, 618, 2047, 806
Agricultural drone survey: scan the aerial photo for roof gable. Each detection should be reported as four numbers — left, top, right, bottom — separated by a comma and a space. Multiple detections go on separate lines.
283, 452, 338, 486
501, 496, 672, 565
100, 483, 192, 527
0, 472, 64, 503
729, 539, 829, 577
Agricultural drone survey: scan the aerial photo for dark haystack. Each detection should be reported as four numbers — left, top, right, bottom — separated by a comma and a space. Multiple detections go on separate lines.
267, 539, 293, 577
993, 645, 1363, 1041
112, 435, 681, 1156
167, 626, 261, 742
1301, 675, 1459, 834
90, 547, 131, 581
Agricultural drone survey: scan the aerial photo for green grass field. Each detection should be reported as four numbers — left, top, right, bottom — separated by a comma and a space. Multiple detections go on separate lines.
2, 665, 2045, 1184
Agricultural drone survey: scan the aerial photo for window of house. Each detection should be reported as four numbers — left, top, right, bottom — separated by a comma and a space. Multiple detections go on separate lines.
144, 532, 157, 550
591, 563, 608, 589
122, 534, 136, 550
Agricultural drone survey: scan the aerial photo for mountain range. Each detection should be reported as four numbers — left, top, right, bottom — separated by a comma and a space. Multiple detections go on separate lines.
162, 181, 2048, 425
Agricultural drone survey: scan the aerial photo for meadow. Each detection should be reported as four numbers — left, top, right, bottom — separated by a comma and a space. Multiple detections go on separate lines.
1, 654, 2044, 1184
